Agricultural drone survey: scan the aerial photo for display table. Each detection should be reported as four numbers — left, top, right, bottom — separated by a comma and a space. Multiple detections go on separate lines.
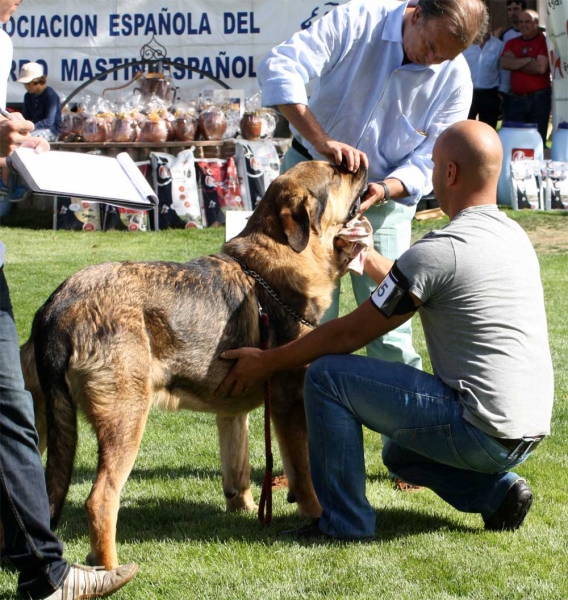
50, 138, 291, 161
39, 138, 292, 231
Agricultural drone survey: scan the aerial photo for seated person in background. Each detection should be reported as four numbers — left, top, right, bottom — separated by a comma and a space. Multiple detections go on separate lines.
218, 120, 554, 541
463, 30, 503, 129
17, 62, 62, 142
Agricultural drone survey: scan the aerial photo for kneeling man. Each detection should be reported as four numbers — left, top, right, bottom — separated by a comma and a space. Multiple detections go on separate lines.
218, 120, 554, 540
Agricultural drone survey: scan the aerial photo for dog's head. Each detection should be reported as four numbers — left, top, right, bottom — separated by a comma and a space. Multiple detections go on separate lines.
242, 160, 368, 254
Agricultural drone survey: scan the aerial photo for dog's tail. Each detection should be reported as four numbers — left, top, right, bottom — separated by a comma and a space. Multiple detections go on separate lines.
26, 299, 79, 528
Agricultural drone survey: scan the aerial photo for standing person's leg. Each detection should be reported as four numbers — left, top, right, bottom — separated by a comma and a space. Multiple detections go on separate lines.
468, 89, 481, 121
304, 354, 531, 538
528, 88, 552, 146
0, 267, 69, 599
504, 94, 529, 125
351, 202, 422, 368
501, 93, 516, 122
478, 88, 501, 130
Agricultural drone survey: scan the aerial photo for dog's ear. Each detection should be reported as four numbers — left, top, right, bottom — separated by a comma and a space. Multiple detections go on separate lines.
279, 196, 311, 253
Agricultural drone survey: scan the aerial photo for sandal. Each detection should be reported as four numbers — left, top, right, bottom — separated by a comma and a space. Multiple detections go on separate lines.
394, 478, 424, 493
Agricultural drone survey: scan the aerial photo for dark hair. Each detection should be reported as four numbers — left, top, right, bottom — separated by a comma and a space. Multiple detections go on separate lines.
418, 0, 489, 46
32, 75, 47, 85
507, 0, 527, 8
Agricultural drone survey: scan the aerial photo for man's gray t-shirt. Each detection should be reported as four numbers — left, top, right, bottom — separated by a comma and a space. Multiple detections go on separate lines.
397, 205, 553, 439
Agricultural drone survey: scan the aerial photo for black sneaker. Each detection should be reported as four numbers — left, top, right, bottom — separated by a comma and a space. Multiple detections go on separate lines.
484, 479, 534, 531
279, 519, 328, 540
279, 519, 374, 542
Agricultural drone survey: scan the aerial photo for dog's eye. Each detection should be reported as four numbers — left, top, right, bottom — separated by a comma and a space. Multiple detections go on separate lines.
348, 198, 361, 220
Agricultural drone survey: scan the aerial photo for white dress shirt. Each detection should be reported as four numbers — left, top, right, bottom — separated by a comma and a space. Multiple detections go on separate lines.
258, 0, 473, 205
499, 28, 523, 94
463, 36, 504, 90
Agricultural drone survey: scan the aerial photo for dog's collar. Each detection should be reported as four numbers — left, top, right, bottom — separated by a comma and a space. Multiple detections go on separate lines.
231, 256, 316, 329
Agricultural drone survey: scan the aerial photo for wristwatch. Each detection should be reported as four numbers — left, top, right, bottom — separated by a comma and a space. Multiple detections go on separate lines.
376, 181, 390, 204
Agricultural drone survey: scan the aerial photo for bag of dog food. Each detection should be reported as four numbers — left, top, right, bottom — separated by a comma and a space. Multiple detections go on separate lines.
101, 161, 151, 231
150, 149, 202, 229
234, 140, 280, 210
56, 197, 102, 231
195, 157, 244, 227
101, 204, 150, 231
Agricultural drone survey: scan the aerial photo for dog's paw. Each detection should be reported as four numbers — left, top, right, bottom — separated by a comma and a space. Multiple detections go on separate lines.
225, 489, 257, 512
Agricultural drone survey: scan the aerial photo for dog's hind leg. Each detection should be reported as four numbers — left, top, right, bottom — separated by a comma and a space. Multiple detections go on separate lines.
216, 414, 256, 511
81, 368, 152, 570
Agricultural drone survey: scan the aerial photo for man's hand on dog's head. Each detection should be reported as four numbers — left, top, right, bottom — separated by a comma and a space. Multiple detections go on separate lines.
312, 136, 369, 173
216, 347, 271, 397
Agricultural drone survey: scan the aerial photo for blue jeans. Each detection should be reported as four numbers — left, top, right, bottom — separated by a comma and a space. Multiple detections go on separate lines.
304, 355, 533, 539
282, 145, 422, 368
506, 88, 552, 145
0, 267, 69, 599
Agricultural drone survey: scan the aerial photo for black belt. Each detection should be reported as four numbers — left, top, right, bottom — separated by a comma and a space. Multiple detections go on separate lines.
513, 88, 550, 98
292, 137, 313, 161
493, 435, 544, 453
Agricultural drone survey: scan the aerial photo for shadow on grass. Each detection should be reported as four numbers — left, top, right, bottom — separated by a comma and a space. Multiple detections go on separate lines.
71, 464, 271, 488
52, 494, 476, 550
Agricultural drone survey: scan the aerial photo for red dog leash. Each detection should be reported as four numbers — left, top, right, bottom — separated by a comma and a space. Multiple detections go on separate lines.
258, 307, 273, 526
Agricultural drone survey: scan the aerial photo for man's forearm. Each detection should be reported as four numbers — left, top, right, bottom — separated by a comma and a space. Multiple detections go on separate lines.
500, 56, 532, 71
519, 56, 549, 75
363, 249, 394, 285
277, 103, 330, 147
262, 300, 401, 374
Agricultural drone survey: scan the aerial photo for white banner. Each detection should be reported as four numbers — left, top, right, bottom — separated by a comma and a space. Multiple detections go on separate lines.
2, 0, 348, 105
547, 0, 568, 132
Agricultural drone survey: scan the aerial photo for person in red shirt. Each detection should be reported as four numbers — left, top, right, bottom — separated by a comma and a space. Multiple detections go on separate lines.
500, 10, 551, 144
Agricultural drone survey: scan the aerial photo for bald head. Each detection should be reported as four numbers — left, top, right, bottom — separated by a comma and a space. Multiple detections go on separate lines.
432, 121, 503, 218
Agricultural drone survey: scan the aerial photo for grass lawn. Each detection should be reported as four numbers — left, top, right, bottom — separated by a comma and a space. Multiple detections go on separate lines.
0, 207, 567, 600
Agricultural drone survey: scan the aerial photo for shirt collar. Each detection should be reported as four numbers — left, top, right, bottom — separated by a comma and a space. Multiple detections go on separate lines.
453, 204, 500, 221
382, 1, 409, 45
383, 2, 447, 72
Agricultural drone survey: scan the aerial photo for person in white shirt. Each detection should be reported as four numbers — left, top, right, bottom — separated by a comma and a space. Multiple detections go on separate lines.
257, 0, 488, 370
463, 31, 504, 129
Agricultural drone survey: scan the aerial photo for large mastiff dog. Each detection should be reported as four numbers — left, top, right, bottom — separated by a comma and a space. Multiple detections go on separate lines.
21, 160, 367, 568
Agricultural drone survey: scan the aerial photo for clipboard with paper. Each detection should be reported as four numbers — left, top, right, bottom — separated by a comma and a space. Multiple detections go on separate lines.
8, 148, 157, 210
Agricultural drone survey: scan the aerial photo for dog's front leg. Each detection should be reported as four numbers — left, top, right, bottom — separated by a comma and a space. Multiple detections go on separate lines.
271, 389, 322, 520
216, 414, 256, 511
